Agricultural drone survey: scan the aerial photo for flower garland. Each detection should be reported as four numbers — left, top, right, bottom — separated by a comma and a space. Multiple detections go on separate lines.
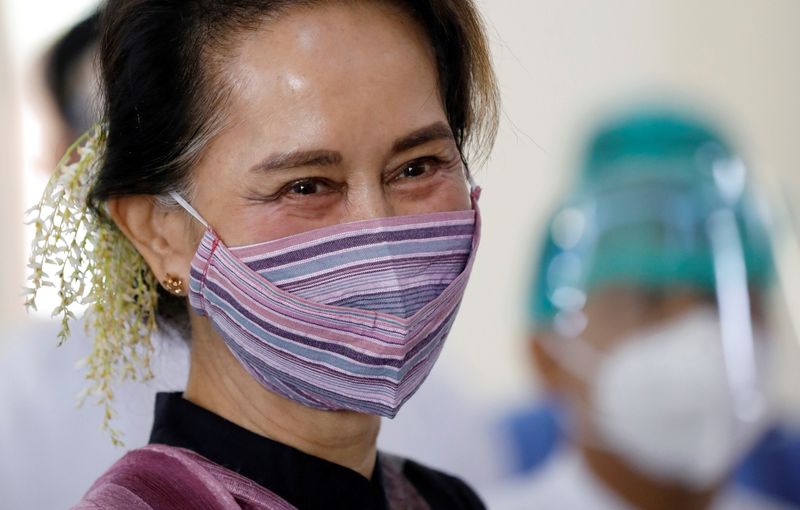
25, 124, 160, 446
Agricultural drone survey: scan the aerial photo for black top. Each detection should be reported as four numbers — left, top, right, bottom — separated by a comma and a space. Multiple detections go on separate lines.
149, 392, 485, 510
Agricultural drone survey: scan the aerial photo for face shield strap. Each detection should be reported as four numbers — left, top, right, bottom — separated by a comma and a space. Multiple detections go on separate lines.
170, 191, 209, 229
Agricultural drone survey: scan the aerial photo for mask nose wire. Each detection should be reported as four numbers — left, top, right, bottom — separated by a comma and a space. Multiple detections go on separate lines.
169, 191, 210, 229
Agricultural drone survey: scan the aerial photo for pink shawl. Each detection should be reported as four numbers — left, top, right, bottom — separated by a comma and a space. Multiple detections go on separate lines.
72, 444, 429, 509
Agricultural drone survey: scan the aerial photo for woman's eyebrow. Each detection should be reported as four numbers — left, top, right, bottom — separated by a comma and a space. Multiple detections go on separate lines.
250, 122, 453, 173
392, 121, 454, 154
250, 149, 343, 173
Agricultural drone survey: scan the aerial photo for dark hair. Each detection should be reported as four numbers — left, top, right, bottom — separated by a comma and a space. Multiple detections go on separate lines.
90, 0, 499, 333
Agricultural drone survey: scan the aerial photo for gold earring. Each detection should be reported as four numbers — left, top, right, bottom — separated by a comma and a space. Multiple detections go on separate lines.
162, 274, 185, 296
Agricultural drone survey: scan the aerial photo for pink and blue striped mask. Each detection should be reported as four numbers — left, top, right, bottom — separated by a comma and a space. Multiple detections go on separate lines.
170, 190, 481, 417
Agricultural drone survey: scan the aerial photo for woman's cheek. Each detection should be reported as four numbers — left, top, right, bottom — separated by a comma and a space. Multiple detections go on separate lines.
228, 198, 347, 245
394, 173, 471, 215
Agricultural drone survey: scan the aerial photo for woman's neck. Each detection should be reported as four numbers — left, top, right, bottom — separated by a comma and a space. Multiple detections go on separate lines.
184, 321, 381, 479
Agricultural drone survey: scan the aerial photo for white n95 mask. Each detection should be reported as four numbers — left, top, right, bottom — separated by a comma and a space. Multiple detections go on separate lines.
545, 308, 772, 489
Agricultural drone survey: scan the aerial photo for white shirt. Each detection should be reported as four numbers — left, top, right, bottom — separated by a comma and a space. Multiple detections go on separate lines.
485, 447, 795, 510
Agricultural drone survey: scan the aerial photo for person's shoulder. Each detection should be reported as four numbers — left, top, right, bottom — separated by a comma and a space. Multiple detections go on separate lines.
72, 445, 240, 510
399, 457, 486, 510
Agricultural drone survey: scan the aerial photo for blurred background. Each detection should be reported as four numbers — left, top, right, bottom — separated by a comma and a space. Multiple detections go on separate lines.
1, 0, 800, 508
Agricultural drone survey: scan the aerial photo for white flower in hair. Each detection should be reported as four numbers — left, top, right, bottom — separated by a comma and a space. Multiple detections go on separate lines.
25, 124, 160, 446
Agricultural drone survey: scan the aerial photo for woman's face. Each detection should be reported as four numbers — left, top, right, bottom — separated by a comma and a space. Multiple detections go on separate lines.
187, 2, 470, 247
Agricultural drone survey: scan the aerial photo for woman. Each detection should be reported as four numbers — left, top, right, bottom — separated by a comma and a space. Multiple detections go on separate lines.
27, 0, 498, 508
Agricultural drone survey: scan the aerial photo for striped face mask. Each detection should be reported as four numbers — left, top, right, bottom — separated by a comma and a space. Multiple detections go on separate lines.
170, 190, 480, 417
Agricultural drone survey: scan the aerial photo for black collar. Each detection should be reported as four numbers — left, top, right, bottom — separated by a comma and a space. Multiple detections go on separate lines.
149, 392, 388, 510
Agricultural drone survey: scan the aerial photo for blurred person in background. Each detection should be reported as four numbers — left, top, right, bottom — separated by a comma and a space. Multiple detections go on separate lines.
489, 109, 796, 510
42, 10, 100, 158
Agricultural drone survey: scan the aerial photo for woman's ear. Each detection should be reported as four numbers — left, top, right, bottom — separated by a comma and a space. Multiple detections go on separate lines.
107, 195, 197, 285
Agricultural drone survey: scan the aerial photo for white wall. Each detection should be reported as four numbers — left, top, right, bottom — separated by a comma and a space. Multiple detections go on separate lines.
0, 1, 23, 334
3, 0, 800, 406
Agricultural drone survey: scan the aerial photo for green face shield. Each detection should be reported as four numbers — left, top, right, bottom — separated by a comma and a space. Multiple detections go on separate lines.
532, 176, 774, 324
530, 111, 774, 327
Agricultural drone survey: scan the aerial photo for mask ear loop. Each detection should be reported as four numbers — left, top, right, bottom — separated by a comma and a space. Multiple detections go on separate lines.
467, 174, 482, 201
463, 158, 481, 199
169, 191, 209, 229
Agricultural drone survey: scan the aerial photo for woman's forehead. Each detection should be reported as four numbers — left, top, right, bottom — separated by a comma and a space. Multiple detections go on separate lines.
219, 2, 443, 146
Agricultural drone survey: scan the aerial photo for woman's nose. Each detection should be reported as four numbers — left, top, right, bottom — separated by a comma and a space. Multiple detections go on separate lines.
345, 183, 395, 222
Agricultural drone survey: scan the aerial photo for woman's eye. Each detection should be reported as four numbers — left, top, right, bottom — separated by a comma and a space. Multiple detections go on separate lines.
288, 179, 326, 195
397, 159, 437, 180
403, 161, 429, 178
